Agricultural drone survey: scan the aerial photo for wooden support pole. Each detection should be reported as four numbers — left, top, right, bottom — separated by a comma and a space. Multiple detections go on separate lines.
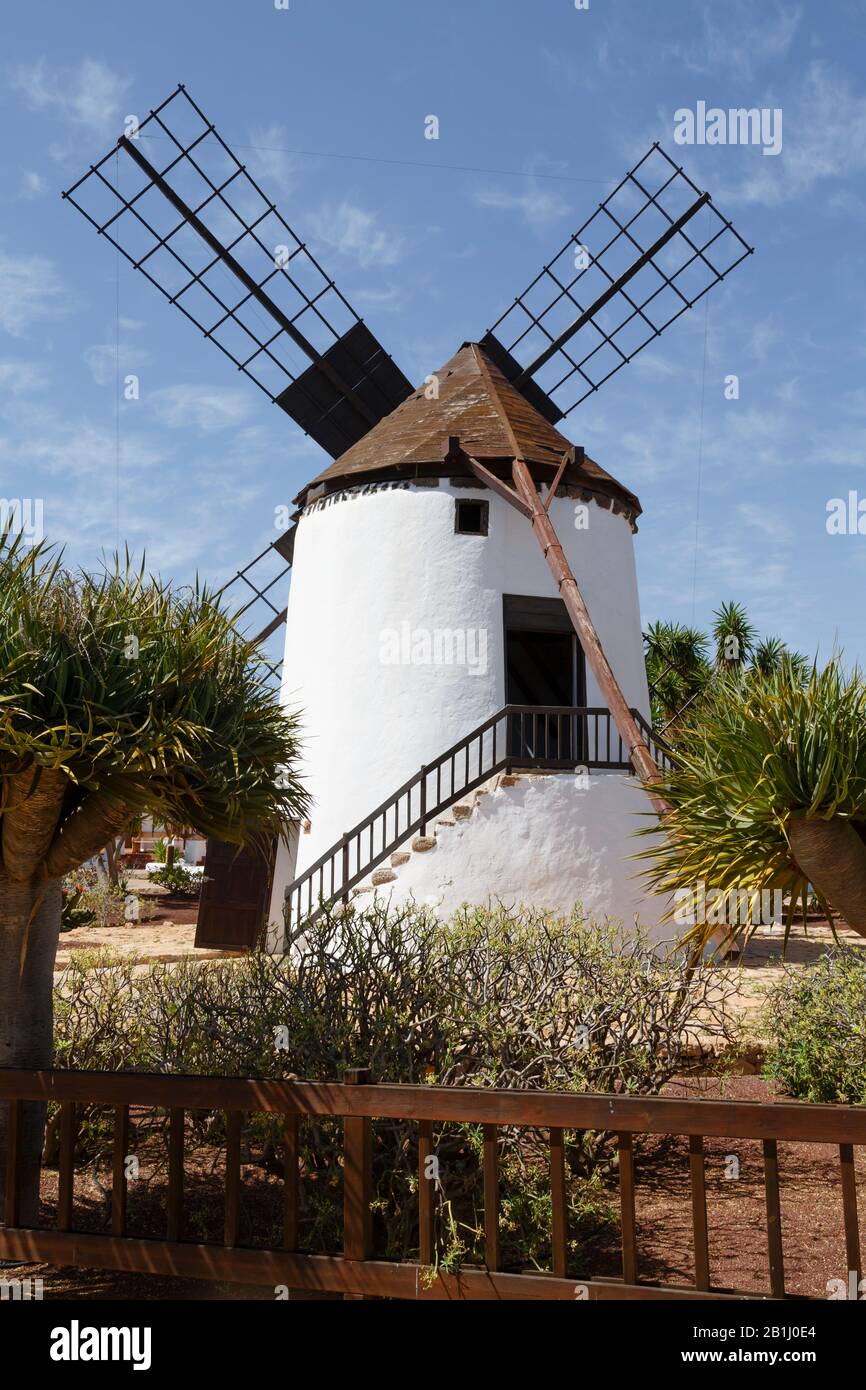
57, 1102, 76, 1232
112, 1105, 129, 1237
418, 1119, 435, 1267
510, 456, 668, 815
224, 1110, 242, 1250
343, 1067, 373, 1298
283, 1114, 300, 1252
3, 1100, 23, 1228
483, 1124, 500, 1273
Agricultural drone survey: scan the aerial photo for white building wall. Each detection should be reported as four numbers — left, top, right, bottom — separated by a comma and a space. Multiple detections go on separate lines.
270, 478, 652, 925
358, 771, 671, 939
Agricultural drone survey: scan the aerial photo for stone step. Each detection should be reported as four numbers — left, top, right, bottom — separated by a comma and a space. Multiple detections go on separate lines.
348, 766, 558, 902
371, 867, 397, 886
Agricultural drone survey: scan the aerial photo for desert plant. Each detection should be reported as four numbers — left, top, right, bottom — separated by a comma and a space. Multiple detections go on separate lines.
643, 621, 710, 733
644, 603, 807, 741
712, 599, 757, 671
763, 950, 866, 1105
60, 877, 96, 932
147, 863, 201, 897
638, 656, 866, 948
0, 530, 309, 1218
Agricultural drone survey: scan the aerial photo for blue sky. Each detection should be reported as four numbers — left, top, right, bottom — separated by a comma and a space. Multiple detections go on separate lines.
2, 0, 866, 664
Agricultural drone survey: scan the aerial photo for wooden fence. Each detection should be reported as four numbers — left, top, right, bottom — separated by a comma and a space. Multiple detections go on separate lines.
1, 1068, 863, 1300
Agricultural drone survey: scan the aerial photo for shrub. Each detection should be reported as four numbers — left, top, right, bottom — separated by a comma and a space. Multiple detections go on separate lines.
60, 878, 96, 932
763, 949, 866, 1104
53, 902, 739, 1269
147, 863, 201, 897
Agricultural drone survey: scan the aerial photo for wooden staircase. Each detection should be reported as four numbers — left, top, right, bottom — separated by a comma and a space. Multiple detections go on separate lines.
284, 704, 674, 940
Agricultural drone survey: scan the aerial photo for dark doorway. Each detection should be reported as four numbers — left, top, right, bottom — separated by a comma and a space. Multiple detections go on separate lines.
506, 630, 575, 706
503, 595, 586, 763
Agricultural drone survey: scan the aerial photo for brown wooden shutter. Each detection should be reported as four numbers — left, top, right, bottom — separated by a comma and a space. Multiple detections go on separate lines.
194, 837, 277, 950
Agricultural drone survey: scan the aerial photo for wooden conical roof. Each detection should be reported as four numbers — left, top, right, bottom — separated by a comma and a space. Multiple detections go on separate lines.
295, 342, 641, 520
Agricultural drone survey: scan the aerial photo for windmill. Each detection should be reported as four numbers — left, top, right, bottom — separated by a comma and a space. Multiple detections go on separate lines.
63, 86, 752, 947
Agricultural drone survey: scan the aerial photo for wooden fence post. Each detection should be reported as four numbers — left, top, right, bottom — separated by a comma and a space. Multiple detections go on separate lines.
343, 1067, 372, 1298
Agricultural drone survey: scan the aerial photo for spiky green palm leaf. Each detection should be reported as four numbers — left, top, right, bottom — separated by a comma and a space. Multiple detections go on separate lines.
712, 599, 757, 671
638, 656, 866, 948
644, 621, 711, 730
0, 531, 310, 863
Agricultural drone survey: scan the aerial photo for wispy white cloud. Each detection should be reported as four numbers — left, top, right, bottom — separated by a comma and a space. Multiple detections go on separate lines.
311, 200, 404, 268
474, 181, 570, 232
736, 500, 794, 544
0, 360, 45, 393
0, 245, 67, 336
10, 57, 132, 136
747, 318, 782, 362
10, 171, 47, 201
349, 283, 410, 313
0, 395, 275, 577
246, 123, 298, 195
84, 341, 150, 388
148, 383, 253, 432
662, 2, 802, 81
724, 61, 866, 206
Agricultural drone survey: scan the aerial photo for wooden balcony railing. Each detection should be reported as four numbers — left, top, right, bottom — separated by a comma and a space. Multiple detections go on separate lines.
285, 704, 676, 937
0, 1068, 861, 1300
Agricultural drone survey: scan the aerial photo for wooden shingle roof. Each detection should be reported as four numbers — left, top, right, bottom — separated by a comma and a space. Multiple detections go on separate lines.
295, 342, 641, 520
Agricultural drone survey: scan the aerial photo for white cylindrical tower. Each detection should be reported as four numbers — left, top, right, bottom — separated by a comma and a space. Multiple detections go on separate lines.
269, 344, 667, 935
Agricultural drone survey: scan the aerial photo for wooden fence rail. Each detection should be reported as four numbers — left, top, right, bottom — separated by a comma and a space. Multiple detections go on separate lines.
1, 1069, 863, 1301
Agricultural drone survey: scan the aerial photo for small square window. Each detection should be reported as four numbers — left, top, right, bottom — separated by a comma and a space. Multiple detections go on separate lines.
455, 498, 489, 535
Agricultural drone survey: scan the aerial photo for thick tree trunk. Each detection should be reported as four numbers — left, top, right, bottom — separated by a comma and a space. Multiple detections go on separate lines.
0, 871, 61, 1225
786, 812, 866, 936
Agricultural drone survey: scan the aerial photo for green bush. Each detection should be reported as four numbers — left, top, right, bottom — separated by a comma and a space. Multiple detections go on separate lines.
53, 902, 738, 1270
763, 949, 866, 1104
147, 863, 200, 897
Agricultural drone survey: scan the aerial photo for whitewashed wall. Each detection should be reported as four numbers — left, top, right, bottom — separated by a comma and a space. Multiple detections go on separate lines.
270, 479, 651, 923
357, 771, 671, 939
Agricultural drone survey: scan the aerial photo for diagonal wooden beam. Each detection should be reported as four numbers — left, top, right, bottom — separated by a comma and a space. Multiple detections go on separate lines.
446, 438, 532, 518
510, 458, 667, 812
543, 449, 572, 513
445, 436, 665, 808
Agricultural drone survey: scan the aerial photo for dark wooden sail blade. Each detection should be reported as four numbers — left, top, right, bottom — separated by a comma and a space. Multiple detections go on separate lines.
484, 143, 752, 420
63, 85, 413, 456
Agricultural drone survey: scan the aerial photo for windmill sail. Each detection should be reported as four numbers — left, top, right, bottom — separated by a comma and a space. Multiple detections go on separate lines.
62, 85, 413, 457
482, 143, 753, 422
215, 530, 296, 683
